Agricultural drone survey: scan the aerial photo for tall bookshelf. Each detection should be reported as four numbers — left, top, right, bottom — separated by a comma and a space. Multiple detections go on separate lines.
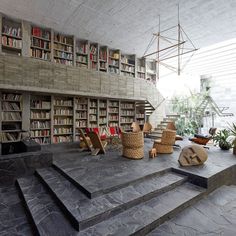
137, 58, 146, 79
30, 26, 51, 61
30, 95, 51, 144
98, 99, 107, 127
108, 49, 120, 74
75, 97, 88, 141
76, 40, 89, 68
136, 107, 145, 128
99, 46, 108, 72
146, 59, 157, 84
53, 97, 73, 143
121, 54, 135, 77
89, 98, 98, 128
120, 101, 135, 131
53, 33, 73, 66
89, 43, 98, 70
1, 92, 22, 143
1, 17, 22, 55
108, 100, 119, 127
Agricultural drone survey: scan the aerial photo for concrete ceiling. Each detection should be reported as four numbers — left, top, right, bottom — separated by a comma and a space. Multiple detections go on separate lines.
1, 0, 236, 56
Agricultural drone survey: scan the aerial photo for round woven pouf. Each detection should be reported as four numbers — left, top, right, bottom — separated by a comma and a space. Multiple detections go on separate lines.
155, 143, 173, 154
121, 131, 144, 159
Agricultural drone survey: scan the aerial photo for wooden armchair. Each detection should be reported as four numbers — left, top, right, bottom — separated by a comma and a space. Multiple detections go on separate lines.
78, 128, 92, 151
142, 122, 152, 136
87, 131, 108, 155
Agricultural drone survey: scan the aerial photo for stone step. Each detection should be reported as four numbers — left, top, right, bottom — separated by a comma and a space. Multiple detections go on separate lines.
163, 117, 177, 122
78, 183, 205, 235
166, 114, 180, 118
36, 168, 187, 231
53, 163, 171, 199
16, 176, 77, 236
147, 134, 162, 139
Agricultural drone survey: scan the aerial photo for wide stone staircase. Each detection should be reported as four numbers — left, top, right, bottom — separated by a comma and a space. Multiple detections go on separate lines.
14, 162, 206, 236
147, 114, 180, 139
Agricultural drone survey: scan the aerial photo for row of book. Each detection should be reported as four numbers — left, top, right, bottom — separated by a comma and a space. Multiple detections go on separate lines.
121, 111, 135, 116
89, 115, 97, 121
31, 38, 50, 49
99, 50, 107, 61
2, 112, 21, 121
54, 34, 73, 45
54, 99, 73, 106
109, 115, 119, 121
121, 71, 135, 77
54, 118, 72, 125
89, 108, 97, 114
30, 121, 50, 129
2, 25, 21, 37
90, 54, 97, 61
121, 57, 135, 65
2, 36, 22, 49
137, 73, 145, 79
2, 93, 21, 101
54, 59, 73, 65
54, 44, 73, 53
120, 117, 134, 123
53, 135, 72, 143
76, 120, 87, 127
31, 111, 50, 119
121, 124, 132, 131
109, 108, 119, 113
109, 67, 119, 74
99, 62, 107, 70
121, 64, 135, 73
109, 59, 119, 67
76, 44, 87, 54
90, 45, 97, 54
32, 27, 50, 39
136, 114, 145, 118
99, 102, 106, 108
2, 102, 20, 111
30, 130, 50, 137
76, 113, 87, 119
109, 102, 119, 107
31, 49, 50, 60
31, 100, 51, 109
109, 122, 119, 127
54, 51, 73, 60
76, 55, 87, 63
54, 109, 73, 115
137, 66, 145, 73
90, 101, 97, 107
54, 127, 72, 134
76, 104, 87, 110
1, 132, 21, 142
121, 104, 134, 109
32, 137, 50, 144
99, 111, 107, 116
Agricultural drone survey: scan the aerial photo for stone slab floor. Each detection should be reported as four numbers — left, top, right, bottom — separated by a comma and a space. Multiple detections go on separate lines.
148, 185, 236, 236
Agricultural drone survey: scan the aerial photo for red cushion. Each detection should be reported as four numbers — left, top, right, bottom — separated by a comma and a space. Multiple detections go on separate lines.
93, 128, 99, 134
109, 127, 116, 136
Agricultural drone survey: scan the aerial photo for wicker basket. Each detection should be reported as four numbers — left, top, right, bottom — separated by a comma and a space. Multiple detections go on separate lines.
161, 129, 176, 145
121, 131, 144, 159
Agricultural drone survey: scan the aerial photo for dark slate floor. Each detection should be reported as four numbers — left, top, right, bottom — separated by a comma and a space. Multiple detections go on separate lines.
50, 139, 236, 194
0, 186, 33, 236
148, 185, 236, 236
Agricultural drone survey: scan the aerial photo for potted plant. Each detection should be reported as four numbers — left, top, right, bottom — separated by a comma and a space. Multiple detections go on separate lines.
227, 123, 236, 154
213, 129, 232, 150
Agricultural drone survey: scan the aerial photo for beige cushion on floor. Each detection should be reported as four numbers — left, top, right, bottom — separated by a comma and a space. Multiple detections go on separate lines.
178, 144, 208, 166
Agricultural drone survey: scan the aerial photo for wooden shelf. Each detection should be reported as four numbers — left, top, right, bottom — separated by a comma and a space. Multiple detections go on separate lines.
2, 32, 22, 40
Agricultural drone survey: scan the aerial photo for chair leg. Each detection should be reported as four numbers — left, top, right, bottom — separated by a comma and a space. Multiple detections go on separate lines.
91, 148, 100, 156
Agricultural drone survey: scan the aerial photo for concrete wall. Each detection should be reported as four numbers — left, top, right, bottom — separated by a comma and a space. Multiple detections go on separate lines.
0, 54, 164, 127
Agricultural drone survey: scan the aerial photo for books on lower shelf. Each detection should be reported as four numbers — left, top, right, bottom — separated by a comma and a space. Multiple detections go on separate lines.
30, 96, 51, 144
89, 99, 98, 125
1, 132, 21, 142
2, 111, 22, 121
53, 135, 72, 143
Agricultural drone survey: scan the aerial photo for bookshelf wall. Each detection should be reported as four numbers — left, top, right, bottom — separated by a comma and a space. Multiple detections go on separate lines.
76, 40, 89, 68
53, 33, 73, 66
108, 100, 119, 127
30, 95, 51, 144
0, 14, 157, 84
137, 58, 146, 79
120, 101, 135, 131
0, 90, 147, 146
89, 43, 98, 70
1, 92, 22, 143
75, 97, 88, 141
1, 17, 22, 55
89, 98, 98, 128
109, 49, 120, 74
31, 26, 51, 61
53, 97, 73, 143
121, 54, 135, 78
99, 99, 107, 127
99, 46, 108, 72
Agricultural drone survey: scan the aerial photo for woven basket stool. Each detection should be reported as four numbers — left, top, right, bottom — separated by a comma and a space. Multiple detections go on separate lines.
121, 131, 144, 159
153, 129, 176, 154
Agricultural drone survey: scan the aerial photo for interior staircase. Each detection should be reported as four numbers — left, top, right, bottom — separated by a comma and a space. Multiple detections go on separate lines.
15, 163, 205, 236
147, 114, 180, 139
